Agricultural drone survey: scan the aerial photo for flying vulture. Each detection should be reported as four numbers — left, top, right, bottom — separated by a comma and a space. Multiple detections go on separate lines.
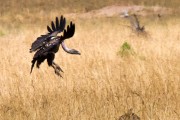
30, 15, 80, 77
123, 12, 145, 32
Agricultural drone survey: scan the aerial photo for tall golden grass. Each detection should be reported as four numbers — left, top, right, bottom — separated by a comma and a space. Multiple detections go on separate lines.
0, 1, 180, 119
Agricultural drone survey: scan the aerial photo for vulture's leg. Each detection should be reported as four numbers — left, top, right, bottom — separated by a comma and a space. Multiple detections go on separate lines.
47, 53, 62, 77
52, 64, 62, 77
36, 57, 46, 68
52, 62, 63, 72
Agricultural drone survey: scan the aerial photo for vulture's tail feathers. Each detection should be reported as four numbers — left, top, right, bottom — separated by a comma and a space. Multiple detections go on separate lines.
30, 59, 36, 74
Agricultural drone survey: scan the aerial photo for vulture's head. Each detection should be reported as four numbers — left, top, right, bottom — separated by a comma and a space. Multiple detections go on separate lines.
68, 49, 81, 55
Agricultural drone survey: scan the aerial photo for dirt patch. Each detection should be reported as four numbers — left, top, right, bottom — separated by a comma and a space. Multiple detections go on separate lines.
65, 5, 176, 19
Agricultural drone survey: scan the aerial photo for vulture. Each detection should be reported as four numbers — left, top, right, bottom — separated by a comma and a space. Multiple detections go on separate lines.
123, 12, 145, 32
30, 15, 80, 77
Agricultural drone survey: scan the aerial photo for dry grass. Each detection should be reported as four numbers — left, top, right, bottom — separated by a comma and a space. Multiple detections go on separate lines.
0, 1, 180, 120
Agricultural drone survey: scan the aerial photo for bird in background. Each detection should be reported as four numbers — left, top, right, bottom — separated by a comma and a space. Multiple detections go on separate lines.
123, 10, 145, 32
30, 15, 80, 77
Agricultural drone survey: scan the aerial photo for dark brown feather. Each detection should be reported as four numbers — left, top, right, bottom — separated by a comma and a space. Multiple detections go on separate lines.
47, 26, 52, 33
51, 21, 56, 31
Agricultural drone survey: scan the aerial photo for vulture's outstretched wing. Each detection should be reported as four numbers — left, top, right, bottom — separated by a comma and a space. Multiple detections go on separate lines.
133, 14, 140, 28
30, 35, 51, 53
30, 16, 66, 53
128, 14, 140, 29
47, 16, 66, 36
61, 22, 75, 40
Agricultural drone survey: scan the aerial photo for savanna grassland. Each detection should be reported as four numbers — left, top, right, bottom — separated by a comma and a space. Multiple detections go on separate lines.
0, 0, 180, 120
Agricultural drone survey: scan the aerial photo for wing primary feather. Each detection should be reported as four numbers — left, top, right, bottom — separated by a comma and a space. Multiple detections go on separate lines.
67, 25, 70, 31
56, 17, 59, 30
59, 16, 66, 31
64, 29, 67, 37
63, 18, 66, 30
51, 21, 56, 31
47, 26, 53, 33
59, 16, 62, 29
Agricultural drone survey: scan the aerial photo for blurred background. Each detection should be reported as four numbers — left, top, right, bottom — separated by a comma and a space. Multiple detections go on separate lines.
0, 0, 180, 120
